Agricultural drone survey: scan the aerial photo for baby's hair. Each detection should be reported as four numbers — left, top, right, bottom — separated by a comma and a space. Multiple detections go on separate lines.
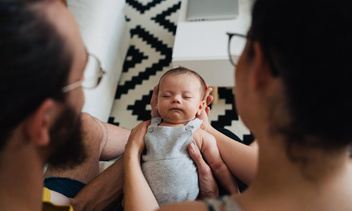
159, 66, 206, 100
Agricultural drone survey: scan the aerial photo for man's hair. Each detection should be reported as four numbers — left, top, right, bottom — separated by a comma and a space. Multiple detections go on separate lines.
159, 66, 206, 100
0, 0, 72, 151
249, 0, 352, 152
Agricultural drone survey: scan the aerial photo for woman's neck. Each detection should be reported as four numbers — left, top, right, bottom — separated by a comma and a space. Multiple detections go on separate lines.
236, 134, 352, 210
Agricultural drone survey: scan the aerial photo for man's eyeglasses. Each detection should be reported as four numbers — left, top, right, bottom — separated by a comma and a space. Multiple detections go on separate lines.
62, 53, 106, 93
227, 32, 247, 67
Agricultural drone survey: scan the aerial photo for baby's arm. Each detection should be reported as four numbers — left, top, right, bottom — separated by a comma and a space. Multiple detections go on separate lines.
193, 129, 240, 194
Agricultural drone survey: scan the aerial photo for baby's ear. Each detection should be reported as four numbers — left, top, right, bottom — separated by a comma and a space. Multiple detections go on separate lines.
197, 100, 206, 115
152, 97, 161, 118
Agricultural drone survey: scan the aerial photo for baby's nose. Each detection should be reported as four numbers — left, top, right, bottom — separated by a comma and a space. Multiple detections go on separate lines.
172, 95, 181, 103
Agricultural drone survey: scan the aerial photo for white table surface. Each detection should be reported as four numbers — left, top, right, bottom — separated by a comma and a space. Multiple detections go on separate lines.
172, 0, 252, 87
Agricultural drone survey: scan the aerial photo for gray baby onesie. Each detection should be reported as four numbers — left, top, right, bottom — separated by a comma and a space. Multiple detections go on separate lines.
142, 117, 202, 206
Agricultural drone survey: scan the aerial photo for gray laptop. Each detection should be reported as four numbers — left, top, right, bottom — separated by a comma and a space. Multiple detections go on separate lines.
186, 0, 239, 21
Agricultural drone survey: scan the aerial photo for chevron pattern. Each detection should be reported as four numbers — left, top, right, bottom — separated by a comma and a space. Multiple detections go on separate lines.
109, 0, 252, 141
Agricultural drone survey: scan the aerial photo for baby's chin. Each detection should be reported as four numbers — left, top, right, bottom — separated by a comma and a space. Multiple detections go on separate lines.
162, 116, 195, 125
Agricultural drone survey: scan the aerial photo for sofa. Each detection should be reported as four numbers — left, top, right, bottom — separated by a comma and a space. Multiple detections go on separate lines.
67, 0, 130, 122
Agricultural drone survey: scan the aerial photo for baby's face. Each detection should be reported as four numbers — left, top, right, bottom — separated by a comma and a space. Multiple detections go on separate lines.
157, 74, 205, 124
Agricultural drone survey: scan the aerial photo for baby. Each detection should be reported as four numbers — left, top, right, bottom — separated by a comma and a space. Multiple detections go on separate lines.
142, 66, 239, 206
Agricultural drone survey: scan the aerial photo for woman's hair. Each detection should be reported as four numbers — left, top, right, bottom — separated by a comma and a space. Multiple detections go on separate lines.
249, 0, 352, 153
159, 66, 206, 100
0, 0, 72, 151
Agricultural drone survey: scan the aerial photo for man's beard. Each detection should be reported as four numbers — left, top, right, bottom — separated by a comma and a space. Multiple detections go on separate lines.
45, 106, 86, 169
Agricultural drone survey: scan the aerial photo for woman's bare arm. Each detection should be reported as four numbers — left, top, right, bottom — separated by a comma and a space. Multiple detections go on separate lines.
195, 130, 239, 194
123, 121, 159, 211
196, 85, 258, 185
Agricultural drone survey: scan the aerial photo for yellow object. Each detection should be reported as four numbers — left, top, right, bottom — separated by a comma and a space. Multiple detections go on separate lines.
42, 188, 73, 211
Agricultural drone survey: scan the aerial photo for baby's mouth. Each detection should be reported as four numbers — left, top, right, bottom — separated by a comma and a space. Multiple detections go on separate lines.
170, 108, 182, 111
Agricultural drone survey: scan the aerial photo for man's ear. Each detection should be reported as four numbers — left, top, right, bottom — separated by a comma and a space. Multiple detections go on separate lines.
24, 99, 57, 147
197, 100, 206, 116
250, 41, 275, 91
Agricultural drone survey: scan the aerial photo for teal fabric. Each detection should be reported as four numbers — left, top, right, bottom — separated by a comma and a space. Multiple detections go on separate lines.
44, 177, 86, 198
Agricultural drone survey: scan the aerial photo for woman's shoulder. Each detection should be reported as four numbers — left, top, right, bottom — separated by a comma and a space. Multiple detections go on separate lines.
205, 196, 243, 211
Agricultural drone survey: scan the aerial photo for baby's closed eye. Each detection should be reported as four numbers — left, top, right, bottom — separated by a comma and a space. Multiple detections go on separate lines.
183, 94, 193, 99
